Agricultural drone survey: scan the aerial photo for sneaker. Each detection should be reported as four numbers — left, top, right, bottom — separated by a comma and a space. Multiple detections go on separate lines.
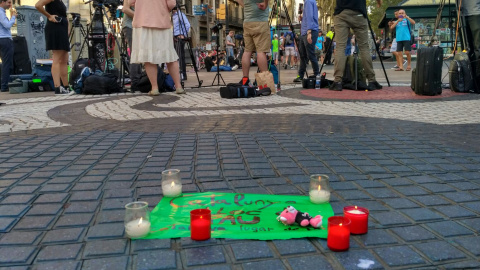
293, 75, 302, 83
240, 77, 250, 86
55, 86, 70, 95
329, 82, 342, 91
148, 89, 160, 96
284, 64, 288, 70
367, 81, 383, 90
290, 66, 295, 69
232, 65, 239, 71
175, 88, 186, 94
392, 65, 399, 69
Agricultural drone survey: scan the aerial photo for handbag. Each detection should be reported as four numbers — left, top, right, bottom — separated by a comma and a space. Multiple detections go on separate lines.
254, 71, 276, 94
407, 20, 415, 44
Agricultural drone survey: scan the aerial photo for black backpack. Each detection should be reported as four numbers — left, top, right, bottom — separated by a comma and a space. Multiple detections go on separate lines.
70, 59, 90, 86
83, 73, 122, 94
449, 52, 476, 93
135, 68, 172, 93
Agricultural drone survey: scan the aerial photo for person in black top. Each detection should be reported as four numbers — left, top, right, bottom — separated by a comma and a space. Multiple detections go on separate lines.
329, 0, 383, 91
204, 51, 215, 72
35, 0, 71, 94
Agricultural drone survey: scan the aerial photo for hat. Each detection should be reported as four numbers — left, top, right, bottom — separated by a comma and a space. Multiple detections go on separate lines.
274, 34, 278, 38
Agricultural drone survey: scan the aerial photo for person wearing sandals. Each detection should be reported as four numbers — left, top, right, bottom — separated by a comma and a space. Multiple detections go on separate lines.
390, 9, 415, 71
35, 0, 73, 95
128, 0, 185, 96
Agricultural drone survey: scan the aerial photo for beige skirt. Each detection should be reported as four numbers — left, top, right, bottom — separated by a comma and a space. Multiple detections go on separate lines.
131, 27, 178, 65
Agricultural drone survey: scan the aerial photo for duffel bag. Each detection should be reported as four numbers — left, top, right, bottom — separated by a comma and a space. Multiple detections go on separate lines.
83, 73, 122, 95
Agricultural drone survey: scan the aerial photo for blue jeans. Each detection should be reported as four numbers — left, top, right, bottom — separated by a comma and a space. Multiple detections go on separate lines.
0, 38, 14, 90
210, 65, 232, 72
227, 48, 234, 58
298, 30, 319, 78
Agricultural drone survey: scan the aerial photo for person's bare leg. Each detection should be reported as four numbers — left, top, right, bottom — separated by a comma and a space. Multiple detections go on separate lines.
256, 52, 268, 72
166, 61, 185, 94
59, 51, 69, 87
398, 52, 404, 69
405, 51, 412, 70
51, 50, 62, 87
242, 51, 252, 78
144, 62, 159, 95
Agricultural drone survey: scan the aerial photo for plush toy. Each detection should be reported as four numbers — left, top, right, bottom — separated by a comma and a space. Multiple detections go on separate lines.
277, 206, 323, 228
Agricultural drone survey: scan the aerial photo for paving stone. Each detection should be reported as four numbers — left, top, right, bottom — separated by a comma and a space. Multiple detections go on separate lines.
410, 195, 451, 206
400, 208, 444, 222
442, 260, 480, 270
35, 193, 69, 204
32, 260, 81, 270
0, 218, 17, 232
82, 256, 129, 270
55, 213, 94, 228
459, 218, 480, 232
41, 228, 85, 244
132, 239, 171, 252
136, 250, 177, 270
1, 194, 36, 204
15, 216, 56, 230
0, 205, 29, 217
243, 259, 286, 270
83, 239, 127, 258
26, 204, 63, 216
370, 211, 413, 226
0, 231, 42, 245
0, 246, 37, 264
434, 205, 477, 218
454, 236, 480, 256
463, 201, 480, 214
36, 243, 83, 262
71, 182, 102, 191
137, 187, 162, 197
70, 191, 103, 201
39, 184, 72, 193
230, 241, 274, 261
335, 190, 372, 200
287, 255, 334, 270
7, 185, 39, 194
441, 192, 480, 203
426, 221, 474, 237
389, 225, 437, 242
185, 245, 226, 266
272, 239, 316, 255
348, 200, 389, 212
395, 186, 430, 196
104, 189, 134, 198
96, 210, 125, 224
201, 182, 230, 190
334, 250, 383, 270
415, 241, 467, 262
374, 245, 426, 267
64, 201, 99, 214
86, 223, 124, 239
354, 180, 386, 188
268, 185, 302, 195
381, 178, 414, 186
382, 198, 420, 209
420, 183, 457, 193
235, 187, 269, 194
358, 229, 398, 247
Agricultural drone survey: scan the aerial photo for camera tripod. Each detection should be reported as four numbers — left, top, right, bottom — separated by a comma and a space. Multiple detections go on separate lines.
78, 1, 130, 88
211, 24, 226, 86
173, 3, 203, 88
68, 13, 87, 54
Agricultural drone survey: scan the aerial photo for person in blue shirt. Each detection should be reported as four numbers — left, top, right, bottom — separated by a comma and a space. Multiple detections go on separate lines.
293, 0, 319, 83
172, 7, 191, 80
315, 30, 324, 64
0, 0, 16, 92
390, 9, 415, 71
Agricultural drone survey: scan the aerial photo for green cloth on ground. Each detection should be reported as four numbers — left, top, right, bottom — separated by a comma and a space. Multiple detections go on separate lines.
144, 192, 334, 240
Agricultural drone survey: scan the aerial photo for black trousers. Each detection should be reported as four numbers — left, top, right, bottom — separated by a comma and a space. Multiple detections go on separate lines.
122, 27, 142, 87
174, 37, 187, 80
0, 38, 13, 90
466, 14, 480, 88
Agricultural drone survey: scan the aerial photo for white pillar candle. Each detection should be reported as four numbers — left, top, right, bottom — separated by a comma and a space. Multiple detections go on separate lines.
125, 217, 151, 238
347, 209, 365, 214
309, 189, 331, 204
162, 181, 182, 197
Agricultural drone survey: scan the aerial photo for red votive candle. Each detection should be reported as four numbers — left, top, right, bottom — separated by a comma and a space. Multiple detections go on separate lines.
190, 209, 211, 241
327, 216, 351, 252
343, 206, 369, 234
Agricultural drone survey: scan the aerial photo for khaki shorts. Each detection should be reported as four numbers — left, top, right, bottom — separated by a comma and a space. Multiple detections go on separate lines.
243, 21, 271, 53
285, 46, 295, 56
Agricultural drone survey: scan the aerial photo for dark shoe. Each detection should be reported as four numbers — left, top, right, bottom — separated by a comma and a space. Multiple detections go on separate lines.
329, 82, 342, 91
293, 75, 302, 83
240, 76, 250, 86
368, 81, 383, 90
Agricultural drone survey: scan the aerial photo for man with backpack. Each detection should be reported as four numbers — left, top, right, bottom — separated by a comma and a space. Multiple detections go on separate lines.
283, 30, 296, 69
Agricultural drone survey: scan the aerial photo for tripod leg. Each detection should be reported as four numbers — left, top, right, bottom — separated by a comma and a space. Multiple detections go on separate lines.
368, 19, 390, 87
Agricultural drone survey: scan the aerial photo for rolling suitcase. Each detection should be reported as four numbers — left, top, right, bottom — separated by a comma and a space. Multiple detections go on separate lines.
412, 47, 443, 96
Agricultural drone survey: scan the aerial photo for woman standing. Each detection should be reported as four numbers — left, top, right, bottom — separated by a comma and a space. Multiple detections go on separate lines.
128, 0, 185, 95
35, 0, 71, 94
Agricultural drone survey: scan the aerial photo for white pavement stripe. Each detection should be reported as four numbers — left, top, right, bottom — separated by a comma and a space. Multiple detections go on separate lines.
84, 93, 480, 125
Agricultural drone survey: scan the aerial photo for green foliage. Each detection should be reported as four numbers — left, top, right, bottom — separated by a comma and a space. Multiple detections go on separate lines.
367, 0, 404, 35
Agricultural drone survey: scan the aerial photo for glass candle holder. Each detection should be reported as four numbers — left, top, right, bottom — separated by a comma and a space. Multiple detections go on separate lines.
124, 201, 151, 238
343, 206, 369, 234
309, 174, 331, 204
327, 216, 351, 252
161, 169, 182, 197
190, 209, 211, 241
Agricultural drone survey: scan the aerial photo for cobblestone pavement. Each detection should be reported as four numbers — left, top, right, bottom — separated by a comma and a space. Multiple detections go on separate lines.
0, 82, 479, 269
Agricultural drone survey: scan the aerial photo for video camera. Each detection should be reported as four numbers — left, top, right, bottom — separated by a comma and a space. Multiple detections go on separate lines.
87, 0, 122, 7
210, 22, 223, 34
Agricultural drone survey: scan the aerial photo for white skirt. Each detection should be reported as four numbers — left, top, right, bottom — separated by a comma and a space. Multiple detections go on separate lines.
131, 27, 178, 65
